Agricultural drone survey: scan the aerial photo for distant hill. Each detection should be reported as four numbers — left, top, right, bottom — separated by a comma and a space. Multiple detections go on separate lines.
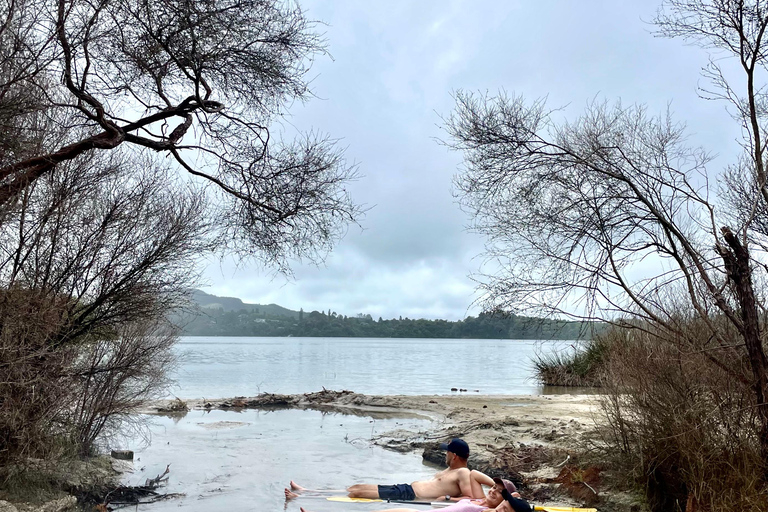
191, 289, 299, 318
179, 290, 598, 340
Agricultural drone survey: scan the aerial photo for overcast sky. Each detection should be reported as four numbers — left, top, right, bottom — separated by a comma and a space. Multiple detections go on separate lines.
200, 1, 741, 321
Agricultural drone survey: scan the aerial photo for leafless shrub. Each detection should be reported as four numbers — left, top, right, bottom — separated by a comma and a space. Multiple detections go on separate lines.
64, 319, 178, 455
594, 323, 767, 512
0, 286, 77, 462
0, 149, 208, 463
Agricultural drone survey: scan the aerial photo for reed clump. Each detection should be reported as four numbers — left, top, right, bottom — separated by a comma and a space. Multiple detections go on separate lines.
533, 338, 609, 387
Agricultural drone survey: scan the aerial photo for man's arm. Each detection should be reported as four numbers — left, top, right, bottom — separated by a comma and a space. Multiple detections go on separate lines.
455, 468, 475, 500
469, 469, 495, 497
469, 470, 522, 499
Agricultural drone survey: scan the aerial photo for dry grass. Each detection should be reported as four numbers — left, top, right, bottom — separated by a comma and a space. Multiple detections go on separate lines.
594, 326, 768, 512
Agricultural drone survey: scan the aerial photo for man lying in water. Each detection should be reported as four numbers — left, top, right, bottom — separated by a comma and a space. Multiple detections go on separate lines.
286, 438, 481, 502
297, 477, 532, 512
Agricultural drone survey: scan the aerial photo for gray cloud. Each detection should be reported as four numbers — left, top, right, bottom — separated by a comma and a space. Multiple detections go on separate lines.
202, 1, 743, 320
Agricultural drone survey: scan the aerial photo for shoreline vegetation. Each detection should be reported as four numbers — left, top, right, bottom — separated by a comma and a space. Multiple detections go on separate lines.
180, 290, 597, 339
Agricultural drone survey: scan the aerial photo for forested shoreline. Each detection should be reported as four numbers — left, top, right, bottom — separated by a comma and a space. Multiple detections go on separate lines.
180, 306, 591, 339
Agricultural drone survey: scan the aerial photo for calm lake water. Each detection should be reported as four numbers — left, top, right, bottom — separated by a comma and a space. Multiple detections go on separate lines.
168, 336, 577, 398
125, 337, 581, 511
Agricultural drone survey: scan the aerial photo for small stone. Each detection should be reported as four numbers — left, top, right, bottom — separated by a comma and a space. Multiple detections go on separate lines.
40, 496, 78, 512
111, 449, 134, 460
0, 500, 19, 512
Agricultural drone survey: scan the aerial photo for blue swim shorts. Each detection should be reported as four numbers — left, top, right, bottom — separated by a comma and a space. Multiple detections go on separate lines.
377, 483, 416, 501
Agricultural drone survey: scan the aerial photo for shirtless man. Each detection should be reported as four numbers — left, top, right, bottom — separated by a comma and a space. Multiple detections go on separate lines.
298, 477, 529, 512
286, 438, 477, 502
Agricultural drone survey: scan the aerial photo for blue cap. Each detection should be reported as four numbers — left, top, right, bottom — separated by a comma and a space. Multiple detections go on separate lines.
439, 438, 469, 458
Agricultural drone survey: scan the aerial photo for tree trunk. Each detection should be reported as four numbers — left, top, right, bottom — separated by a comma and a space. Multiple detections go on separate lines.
719, 227, 768, 481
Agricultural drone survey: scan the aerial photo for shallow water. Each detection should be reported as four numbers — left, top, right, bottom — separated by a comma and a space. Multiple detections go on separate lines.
123, 337, 586, 510
125, 408, 438, 512
169, 336, 578, 398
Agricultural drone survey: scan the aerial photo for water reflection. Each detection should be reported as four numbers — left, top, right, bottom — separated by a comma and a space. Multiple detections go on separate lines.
125, 408, 437, 512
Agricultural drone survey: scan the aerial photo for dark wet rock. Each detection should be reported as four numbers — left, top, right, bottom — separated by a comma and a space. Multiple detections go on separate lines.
110, 450, 133, 461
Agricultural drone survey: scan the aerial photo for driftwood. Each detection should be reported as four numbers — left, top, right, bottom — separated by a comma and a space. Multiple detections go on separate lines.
206, 389, 354, 409
97, 464, 183, 510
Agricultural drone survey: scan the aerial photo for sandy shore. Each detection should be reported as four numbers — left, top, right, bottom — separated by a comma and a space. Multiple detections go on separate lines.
145, 390, 620, 510
0, 390, 620, 512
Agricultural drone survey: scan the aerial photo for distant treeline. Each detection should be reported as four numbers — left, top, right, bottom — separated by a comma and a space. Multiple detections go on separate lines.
180, 307, 593, 339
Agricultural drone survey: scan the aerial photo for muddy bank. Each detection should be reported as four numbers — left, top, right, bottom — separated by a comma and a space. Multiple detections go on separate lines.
144, 390, 642, 510
0, 456, 131, 512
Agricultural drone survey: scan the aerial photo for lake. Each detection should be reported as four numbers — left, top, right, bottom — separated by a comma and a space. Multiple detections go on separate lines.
168, 336, 579, 398
124, 337, 581, 511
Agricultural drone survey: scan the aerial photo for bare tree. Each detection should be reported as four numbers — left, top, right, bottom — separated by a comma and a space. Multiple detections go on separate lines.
0, 0, 361, 464
66, 318, 179, 455
0, 0, 362, 269
0, 149, 210, 460
444, 1, 768, 480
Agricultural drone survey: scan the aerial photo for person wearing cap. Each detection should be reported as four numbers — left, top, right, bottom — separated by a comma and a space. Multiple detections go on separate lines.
296, 477, 523, 512
497, 480, 534, 512
286, 438, 478, 502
